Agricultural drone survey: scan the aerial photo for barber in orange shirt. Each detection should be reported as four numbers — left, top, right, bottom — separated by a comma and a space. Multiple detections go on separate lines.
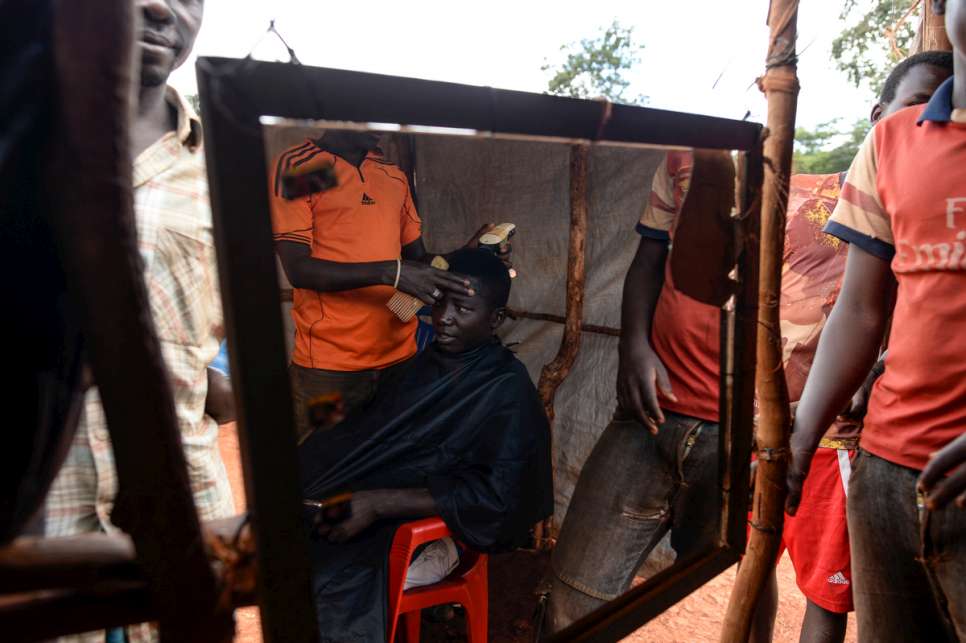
271, 131, 500, 439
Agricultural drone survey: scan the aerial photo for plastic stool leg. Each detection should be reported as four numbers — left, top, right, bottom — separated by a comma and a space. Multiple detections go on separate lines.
465, 602, 487, 643
404, 610, 421, 643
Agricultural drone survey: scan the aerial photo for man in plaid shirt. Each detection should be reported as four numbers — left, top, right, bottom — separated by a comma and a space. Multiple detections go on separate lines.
44, 1, 234, 640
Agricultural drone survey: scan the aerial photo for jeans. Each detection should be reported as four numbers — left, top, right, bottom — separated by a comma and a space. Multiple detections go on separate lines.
289, 359, 411, 441
847, 448, 966, 642
547, 409, 720, 632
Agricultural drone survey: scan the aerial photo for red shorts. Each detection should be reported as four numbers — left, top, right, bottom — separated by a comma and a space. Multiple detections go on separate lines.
780, 448, 854, 613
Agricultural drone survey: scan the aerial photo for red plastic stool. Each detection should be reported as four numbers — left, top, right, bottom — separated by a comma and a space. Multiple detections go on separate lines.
387, 517, 488, 643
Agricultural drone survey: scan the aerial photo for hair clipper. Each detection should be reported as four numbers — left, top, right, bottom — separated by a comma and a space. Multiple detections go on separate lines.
478, 222, 517, 278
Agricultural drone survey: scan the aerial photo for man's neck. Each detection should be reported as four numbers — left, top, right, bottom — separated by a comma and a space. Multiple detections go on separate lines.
328, 145, 368, 167
954, 54, 966, 111
132, 83, 176, 159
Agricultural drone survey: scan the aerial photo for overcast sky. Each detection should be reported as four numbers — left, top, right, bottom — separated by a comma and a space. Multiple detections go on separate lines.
169, 0, 885, 133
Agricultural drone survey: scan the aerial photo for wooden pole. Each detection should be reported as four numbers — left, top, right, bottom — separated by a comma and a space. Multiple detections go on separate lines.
720, 1, 798, 640
0, 517, 257, 642
534, 144, 589, 548
912, 0, 952, 53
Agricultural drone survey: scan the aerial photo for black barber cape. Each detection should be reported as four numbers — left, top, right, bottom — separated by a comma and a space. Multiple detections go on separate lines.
299, 339, 553, 642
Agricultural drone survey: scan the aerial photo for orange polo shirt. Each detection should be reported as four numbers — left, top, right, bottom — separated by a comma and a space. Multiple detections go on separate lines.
270, 139, 422, 371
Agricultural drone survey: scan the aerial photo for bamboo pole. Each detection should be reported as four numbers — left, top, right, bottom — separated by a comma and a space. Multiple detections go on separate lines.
506, 309, 619, 337
912, 0, 951, 53
534, 144, 589, 548
720, 1, 798, 640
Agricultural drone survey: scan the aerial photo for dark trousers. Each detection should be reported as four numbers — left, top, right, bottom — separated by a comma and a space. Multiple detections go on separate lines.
546, 409, 719, 632
289, 359, 410, 441
848, 448, 966, 642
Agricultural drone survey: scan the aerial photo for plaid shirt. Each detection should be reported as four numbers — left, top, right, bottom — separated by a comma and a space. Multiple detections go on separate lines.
45, 86, 233, 541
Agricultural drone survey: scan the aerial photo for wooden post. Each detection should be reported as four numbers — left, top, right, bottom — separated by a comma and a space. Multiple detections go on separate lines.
534, 144, 589, 547
912, 0, 952, 53
720, 1, 798, 640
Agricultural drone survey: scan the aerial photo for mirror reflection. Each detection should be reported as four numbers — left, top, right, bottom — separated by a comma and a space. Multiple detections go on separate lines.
263, 121, 739, 641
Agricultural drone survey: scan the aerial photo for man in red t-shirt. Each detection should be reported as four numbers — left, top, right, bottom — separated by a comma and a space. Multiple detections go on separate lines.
787, 2, 966, 638
546, 150, 725, 631
762, 52, 953, 643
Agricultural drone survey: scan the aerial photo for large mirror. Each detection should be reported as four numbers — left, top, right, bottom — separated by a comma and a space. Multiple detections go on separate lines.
199, 59, 760, 642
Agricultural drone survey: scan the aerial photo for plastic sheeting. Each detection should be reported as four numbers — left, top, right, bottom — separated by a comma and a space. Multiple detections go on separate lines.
414, 135, 665, 526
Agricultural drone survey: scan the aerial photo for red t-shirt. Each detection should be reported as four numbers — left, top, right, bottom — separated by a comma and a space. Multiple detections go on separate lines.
638, 151, 720, 423
826, 79, 966, 470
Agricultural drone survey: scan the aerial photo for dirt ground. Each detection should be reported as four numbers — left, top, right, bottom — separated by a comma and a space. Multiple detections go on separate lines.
218, 423, 857, 642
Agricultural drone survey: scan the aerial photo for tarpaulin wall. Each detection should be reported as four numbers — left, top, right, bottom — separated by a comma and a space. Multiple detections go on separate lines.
416, 136, 667, 527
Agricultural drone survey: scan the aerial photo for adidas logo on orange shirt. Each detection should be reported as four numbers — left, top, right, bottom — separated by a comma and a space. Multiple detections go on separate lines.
827, 572, 849, 586
361, 193, 376, 205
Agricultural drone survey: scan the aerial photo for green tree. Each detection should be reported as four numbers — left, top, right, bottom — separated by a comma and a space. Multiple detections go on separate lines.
542, 20, 646, 105
793, 118, 871, 174
186, 93, 201, 114
831, 0, 919, 97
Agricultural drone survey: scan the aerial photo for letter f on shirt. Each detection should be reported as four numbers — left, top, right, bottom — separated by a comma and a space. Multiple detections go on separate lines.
946, 197, 966, 229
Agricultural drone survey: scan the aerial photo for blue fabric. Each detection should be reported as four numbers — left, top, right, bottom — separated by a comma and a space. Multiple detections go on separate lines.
105, 628, 126, 643
918, 77, 954, 124
415, 307, 436, 352
823, 220, 896, 262
209, 340, 230, 377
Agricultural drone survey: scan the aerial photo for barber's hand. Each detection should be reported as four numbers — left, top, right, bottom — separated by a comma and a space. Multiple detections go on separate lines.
397, 261, 473, 305
785, 428, 816, 516
465, 223, 513, 271
317, 490, 384, 543
617, 341, 676, 434
918, 433, 966, 511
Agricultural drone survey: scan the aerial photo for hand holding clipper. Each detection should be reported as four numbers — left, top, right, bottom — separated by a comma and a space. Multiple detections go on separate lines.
478, 222, 517, 278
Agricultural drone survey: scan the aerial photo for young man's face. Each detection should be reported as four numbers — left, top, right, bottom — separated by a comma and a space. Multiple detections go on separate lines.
431, 286, 503, 354
136, 0, 204, 88
875, 64, 953, 122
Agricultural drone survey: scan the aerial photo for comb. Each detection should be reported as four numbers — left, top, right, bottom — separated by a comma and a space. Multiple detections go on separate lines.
386, 255, 450, 322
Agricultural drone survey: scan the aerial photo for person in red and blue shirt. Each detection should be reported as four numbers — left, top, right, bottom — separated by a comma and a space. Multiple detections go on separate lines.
764, 52, 952, 643
787, 2, 966, 639
547, 150, 726, 632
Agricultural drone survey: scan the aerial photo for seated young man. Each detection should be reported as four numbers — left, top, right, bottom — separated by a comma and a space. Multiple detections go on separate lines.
298, 247, 554, 642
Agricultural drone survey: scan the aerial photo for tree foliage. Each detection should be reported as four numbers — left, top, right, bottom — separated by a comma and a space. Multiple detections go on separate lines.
793, 118, 871, 175
543, 21, 646, 105
831, 0, 919, 97
186, 93, 201, 114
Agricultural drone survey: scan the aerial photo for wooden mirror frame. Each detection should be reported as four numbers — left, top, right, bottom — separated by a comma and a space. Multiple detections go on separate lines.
196, 57, 762, 642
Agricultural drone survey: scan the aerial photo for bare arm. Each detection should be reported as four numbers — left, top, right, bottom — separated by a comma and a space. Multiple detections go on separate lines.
786, 245, 896, 513
319, 488, 437, 543
617, 237, 678, 432
276, 240, 471, 304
